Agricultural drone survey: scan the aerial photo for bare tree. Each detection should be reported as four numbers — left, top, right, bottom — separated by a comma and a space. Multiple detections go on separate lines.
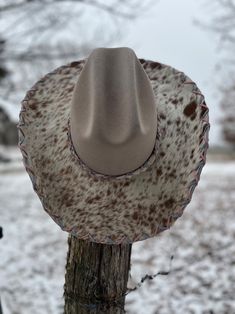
0, 38, 8, 82
220, 86, 235, 148
0, 0, 155, 102
198, 0, 235, 148
202, 0, 235, 70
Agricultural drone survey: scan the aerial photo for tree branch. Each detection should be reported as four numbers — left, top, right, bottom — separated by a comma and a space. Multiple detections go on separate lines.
0, 0, 145, 18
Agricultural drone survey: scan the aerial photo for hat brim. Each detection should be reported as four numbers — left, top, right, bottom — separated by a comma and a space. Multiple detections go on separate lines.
18, 59, 209, 244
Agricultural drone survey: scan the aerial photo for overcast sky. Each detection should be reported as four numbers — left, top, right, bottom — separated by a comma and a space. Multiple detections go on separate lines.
115, 0, 222, 146
2, 0, 223, 146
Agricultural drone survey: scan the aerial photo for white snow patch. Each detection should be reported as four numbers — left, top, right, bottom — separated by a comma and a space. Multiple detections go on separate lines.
0, 160, 235, 313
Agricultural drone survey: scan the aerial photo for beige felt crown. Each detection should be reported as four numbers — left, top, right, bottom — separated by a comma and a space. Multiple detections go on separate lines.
70, 47, 157, 175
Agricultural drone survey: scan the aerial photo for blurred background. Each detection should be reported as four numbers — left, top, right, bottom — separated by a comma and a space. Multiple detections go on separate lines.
0, 0, 235, 313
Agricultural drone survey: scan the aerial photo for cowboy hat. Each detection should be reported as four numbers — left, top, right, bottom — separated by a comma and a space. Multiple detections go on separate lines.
18, 47, 210, 244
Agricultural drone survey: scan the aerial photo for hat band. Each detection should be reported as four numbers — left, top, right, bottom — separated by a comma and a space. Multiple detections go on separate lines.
67, 118, 159, 181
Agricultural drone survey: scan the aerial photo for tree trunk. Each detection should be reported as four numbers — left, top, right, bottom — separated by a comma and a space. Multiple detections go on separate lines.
64, 235, 132, 314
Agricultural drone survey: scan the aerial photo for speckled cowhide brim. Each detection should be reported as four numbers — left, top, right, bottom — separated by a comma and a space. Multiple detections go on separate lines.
18, 59, 210, 244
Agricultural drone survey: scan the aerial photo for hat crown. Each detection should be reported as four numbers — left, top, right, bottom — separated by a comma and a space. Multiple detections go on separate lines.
70, 47, 157, 176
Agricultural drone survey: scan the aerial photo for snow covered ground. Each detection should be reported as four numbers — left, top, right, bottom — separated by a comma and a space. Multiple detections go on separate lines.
0, 153, 235, 314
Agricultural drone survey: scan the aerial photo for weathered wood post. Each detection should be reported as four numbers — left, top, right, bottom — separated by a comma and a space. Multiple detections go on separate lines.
64, 236, 132, 313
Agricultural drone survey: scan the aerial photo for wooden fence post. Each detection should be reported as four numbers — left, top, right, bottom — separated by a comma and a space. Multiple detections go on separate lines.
64, 235, 132, 314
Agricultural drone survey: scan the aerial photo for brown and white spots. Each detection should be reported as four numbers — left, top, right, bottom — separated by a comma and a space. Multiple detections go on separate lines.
160, 113, 166, 120
183, 101, 197, 118
150, 223, 157, 233
112, 181, 120, 189
64, 165, 73, 174
70, 61, 82, 67
29, 102, 37, 110
171, 98, 178, 105
111, 199, 117, 205
176, 118, 181, 126
149, 62, 162, 70
169, 169, 177, 179
132, 211, 139, 220
161, 217, 169, 228
164, 197, 175, 208
156, 168, 163, 176
94, 195, 101, 201
138, 59, 145, 64
85, 196, 94, 204
190, 149, 195, 159
117, 190, 125, 198
142, 62, 148, 69
34, 112, 42, 119
149, 204, 156, 214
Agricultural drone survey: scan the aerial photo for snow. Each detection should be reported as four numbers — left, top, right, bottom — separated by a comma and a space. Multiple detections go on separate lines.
0, 155, 235, 314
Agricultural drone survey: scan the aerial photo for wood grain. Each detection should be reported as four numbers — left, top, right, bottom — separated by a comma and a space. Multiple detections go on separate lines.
64, 235, 132, 313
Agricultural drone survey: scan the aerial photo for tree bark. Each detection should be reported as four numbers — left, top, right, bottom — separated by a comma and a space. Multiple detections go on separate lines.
64, 235, 132, 314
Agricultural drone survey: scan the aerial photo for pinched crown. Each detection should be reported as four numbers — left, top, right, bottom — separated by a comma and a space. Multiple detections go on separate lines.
70, 47, 158, 176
